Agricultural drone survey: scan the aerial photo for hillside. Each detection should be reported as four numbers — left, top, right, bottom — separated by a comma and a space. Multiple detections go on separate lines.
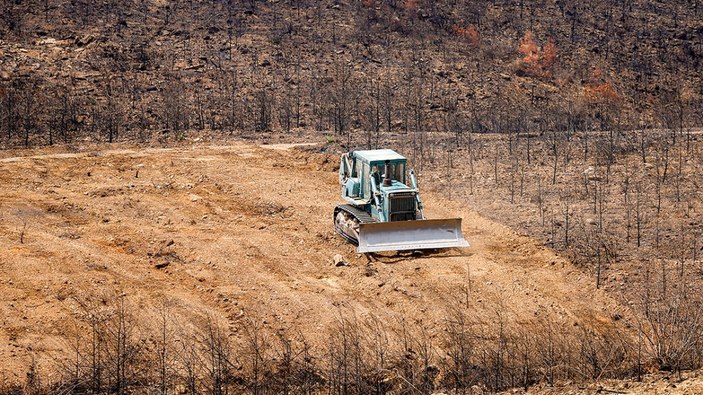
0, 0, 702, 148
2, 0, 703, 393
0, 142, 633, 392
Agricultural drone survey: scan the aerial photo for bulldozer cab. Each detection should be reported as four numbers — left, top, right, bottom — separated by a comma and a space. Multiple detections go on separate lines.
370, 162, 406, 185
354, 150, 407, 199
341, 150, 408, 204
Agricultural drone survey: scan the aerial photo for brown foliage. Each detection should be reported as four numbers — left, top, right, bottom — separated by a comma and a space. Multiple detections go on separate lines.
518, 31, 541, 70
584, 82, 620, 106
517, 32, 558, 76
542, 38, 558, 69
452, 24, 480, 48
403, 0, 419, 13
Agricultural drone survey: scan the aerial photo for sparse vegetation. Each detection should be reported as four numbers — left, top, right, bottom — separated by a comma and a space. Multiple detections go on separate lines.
1, 0, 703, 393
3, 294, 641, 394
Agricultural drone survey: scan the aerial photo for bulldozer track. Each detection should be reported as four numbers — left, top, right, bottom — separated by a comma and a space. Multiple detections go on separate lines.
334, 204, 375, 246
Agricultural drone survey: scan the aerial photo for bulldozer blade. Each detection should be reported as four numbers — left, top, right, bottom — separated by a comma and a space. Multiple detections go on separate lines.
357, 218, 469, 253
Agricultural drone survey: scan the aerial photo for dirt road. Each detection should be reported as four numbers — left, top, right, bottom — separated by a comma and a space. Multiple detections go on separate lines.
0, 142, 626, 383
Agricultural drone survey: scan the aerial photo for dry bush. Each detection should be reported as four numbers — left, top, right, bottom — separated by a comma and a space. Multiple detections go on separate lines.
636, 263, 703, 375
325, 312, 372, 394
436, 302, 637, 393
19, 293, 685, 394
50, 293, 145, 394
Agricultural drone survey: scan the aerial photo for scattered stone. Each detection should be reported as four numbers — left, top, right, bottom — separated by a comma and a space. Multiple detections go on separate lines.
75, 34, 95, 47
333, 254, 348, 267
184, 63, 205, 71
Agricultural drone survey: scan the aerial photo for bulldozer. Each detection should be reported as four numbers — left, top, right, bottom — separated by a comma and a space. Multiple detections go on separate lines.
334, 149, 469, 253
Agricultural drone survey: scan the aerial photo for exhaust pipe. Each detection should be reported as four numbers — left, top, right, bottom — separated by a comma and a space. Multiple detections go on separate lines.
383, 160, 392, 187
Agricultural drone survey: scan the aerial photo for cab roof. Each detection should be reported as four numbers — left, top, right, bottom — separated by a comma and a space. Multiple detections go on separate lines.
353, 149, 406, 163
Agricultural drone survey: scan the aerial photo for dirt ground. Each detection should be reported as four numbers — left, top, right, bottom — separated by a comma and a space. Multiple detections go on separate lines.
0, 141, 661, 390
502, 369, 703, 395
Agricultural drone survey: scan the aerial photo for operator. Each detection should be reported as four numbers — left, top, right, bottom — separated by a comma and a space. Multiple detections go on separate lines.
371, 166, 382, 186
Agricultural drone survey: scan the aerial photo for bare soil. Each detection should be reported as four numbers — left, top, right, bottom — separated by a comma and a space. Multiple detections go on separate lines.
504, 370, 703, 395
0, 141, 643, 388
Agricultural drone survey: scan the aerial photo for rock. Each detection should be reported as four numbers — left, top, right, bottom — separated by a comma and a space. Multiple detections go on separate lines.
75, 34, 95, 47
434, 68, 449, 77
333, 254, 348, 267
184, 63, 205, 71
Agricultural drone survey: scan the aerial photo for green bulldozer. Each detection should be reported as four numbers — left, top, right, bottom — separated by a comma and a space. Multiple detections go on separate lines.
334, 149, 469, 253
